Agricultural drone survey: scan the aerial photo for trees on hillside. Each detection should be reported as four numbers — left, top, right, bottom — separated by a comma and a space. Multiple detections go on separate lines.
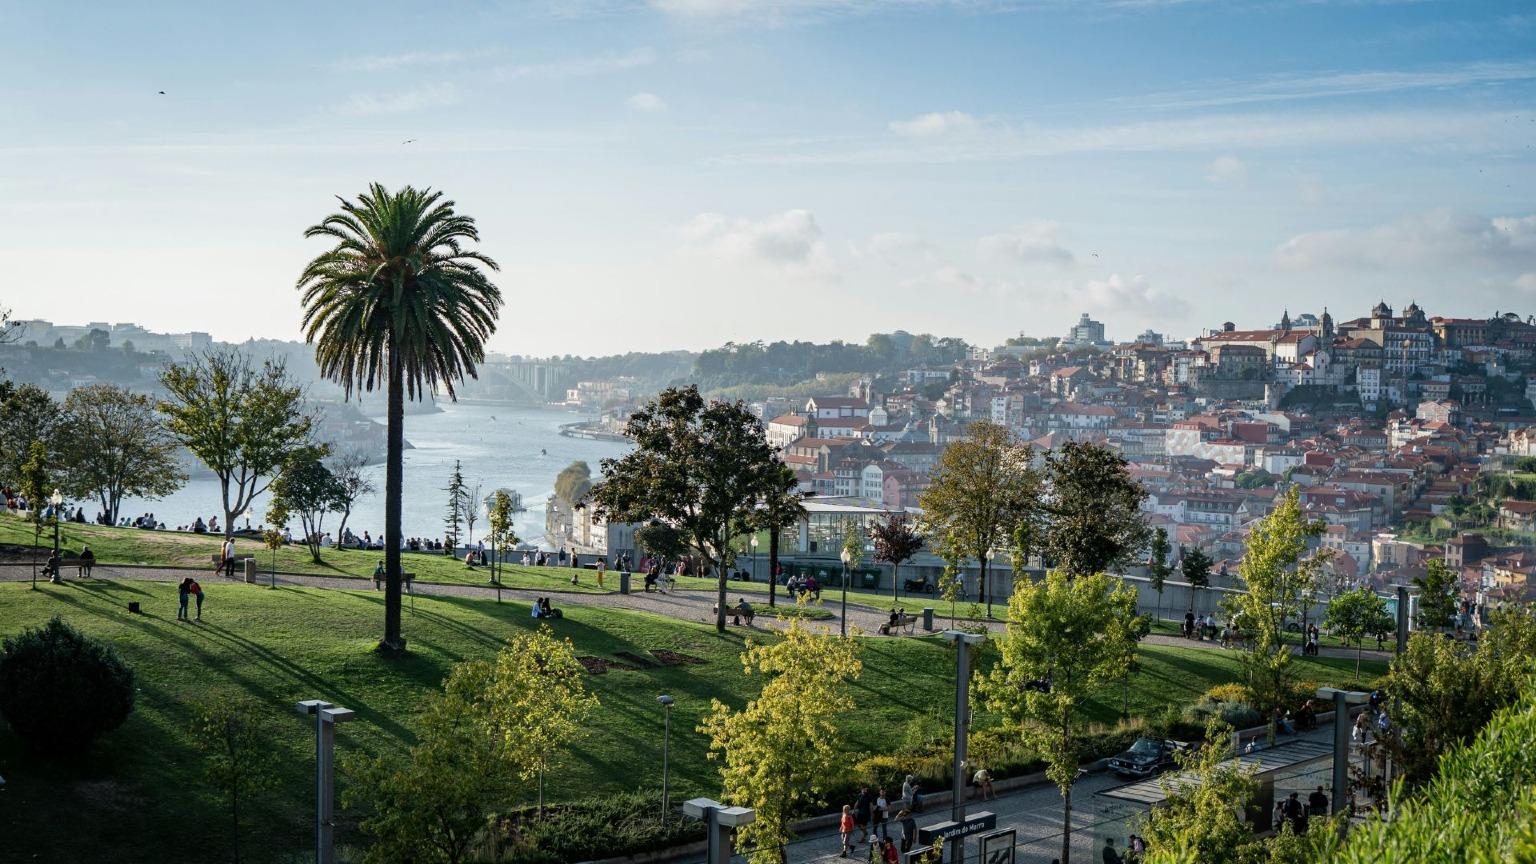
1180, 545, 1213, 614
298, 182, 503, 654
590, 386, 792, 633
1138, 721, 1260, 864
871, 513, 924, 600
486, 489, 520, 587
444, 460, 466, 552
554, 461, 592, 507
699, 619, 862, 864
58, 384, 185, 525
1039, 441, 1149, 579
919, 420, 1036, 617
158, 349, 313, 542
985, 570, 1140, 864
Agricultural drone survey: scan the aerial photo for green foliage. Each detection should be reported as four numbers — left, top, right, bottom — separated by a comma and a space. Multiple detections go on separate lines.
553, 460, 592, 507
499, 791, 705, 864
0, 615, 135, 754
0, 384, 60, 491
1324, 587, 1394, 679
699, 619, 862, 864
444, 458, 466, 549
487, 489, 521, 584
189, 697, 280, 864
1139, 721, 1259, 864
1180, 546, 1212, 590
690, 332, 967, 389
634, 521, 689, 561
157, 348, 313, 538
840, 518, 864, 571
1411, 559, 1459, 631
269, 448, 343, 563
328, 450, 376, 542
590, 385, 794, 632
18, 439, 52, 520
57, 384, 186, 524
1233, 469, 1277, 489
1040, 441, 1150, 578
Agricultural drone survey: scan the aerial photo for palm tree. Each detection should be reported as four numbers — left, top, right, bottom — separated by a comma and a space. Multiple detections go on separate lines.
297, 183, 502, 653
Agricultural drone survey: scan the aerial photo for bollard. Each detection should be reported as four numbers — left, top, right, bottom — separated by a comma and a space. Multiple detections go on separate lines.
243, 558, 257, 584
620, 571, 631, 595
923, 607, 935, 632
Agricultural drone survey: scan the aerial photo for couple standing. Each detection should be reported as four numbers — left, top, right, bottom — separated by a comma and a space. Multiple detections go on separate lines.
178, 577, 205, 621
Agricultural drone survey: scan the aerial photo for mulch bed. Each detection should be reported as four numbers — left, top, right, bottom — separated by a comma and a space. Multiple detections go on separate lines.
613, 651, 659, 669
650, 650, 706, 666
577, 656, 640, 675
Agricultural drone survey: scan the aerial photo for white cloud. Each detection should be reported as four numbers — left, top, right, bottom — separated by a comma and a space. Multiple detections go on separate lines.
1133, 61, 1536, 111
497, 47, 656, 80
1278, 209, 1536, 270
978, 222, 1075, 266
889, 110, 978, 138
1205, 154, 1248, 185
1077, 274, 1189, 318
1516, 273, 1536, 293
681, 209, 828, 269
626, 91, 667, 112
338, 84, 461, 116
858, 232, 935, 266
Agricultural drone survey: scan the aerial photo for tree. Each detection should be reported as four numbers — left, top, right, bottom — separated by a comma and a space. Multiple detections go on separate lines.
554, 460, 592, 506
1138, 721, 1260, 864
1227, 488, 1329, 714
1324, 587, 1393, 679
268, 449, 344, 563
871, 513, 924, 600
328, 450, 376, 543
919, 420, 1037, 617
589, 386, 793, 633
464, 481, 482, 547
1180, 545, 1212, 614
298, 182, 503, 654
1147, 527, 1172, 623
19, 440, 53, 585
486, 489, 520, 588
699, 619, 862, 863
751, 464, 806, 608
57, 384, 185, 525
634, 520, 689, 564
158, 349, 313, 542
261, 496, 287, 588
1412, 558, 1459, 631
189, 698, 279, 864
0, 616, 135, 754
444, 459, 466, 552
0, 383, 59, 489
1040, 441, 1149, 579
984, 570, 1140, 864
0, 304, 21, 344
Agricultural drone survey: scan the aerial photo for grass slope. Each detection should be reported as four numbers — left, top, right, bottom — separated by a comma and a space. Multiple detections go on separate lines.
0, 580, 1384, 863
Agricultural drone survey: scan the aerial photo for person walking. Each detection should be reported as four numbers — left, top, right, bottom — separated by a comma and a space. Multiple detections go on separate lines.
190, 578, 205, 621
1102, 837, 1123, 864
177, 577, 192, 621
853, 786, 873, 844
896, 808, 916, 855
873, 788, 890, 840
879, 838, 899, 864
596, 557, 606, 589
839, 805, 855, 857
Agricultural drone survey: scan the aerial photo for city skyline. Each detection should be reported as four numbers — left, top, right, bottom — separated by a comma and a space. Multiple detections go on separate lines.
2, 0, 1533, 355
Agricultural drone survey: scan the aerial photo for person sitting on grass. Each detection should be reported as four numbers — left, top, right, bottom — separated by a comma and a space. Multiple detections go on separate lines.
539, 597, 562, 619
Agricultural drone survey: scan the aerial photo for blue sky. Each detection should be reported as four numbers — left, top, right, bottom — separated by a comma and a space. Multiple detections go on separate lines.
2, 0, 1533, 355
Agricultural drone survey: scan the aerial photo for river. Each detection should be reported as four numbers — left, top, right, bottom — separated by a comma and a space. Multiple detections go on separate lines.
117, 403, 631, 548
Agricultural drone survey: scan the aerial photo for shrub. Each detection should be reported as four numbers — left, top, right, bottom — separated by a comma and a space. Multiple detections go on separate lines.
1203, 683, 1248, 704
1183, 697, 1261, 731
498, 790, 704, 864
0, 616, 135, 753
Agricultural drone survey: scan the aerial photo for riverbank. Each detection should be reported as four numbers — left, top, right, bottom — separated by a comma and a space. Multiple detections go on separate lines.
559, 420, 629, 442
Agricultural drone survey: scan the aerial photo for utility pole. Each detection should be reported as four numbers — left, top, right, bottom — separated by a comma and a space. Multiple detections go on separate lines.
943, 630, 987, 864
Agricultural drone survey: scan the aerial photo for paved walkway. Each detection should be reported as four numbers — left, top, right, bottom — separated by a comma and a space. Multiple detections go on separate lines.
0, 563, 1390, 661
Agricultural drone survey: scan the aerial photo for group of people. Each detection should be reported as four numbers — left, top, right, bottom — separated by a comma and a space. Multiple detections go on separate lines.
41, 544, 95, 579
785, 573, 822, 601
529, 597, 562, 619
1100, 835, 1147, 864
1271, 787, 1331, 836
839, 785, 916, 859
176, 577, 206, 621
1182, 611, 1220, 641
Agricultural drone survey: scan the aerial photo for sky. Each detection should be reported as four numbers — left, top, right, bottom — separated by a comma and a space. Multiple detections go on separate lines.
1, 0, 1533, 357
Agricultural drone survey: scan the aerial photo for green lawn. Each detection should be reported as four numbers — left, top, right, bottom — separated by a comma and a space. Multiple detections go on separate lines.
0, 580, 1385, 864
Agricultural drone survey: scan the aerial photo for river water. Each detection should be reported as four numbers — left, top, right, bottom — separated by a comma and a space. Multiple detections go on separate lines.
117, 403, 630, 548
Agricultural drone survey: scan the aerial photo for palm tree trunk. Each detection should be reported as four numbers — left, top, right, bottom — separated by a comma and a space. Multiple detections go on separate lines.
381, 345, 406, 653
768, 527, 779, 608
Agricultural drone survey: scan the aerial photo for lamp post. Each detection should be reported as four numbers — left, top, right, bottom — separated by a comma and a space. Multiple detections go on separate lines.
49, 489, 63, 584
839, 547, 852, 637
658, 694, 674, 826
749, 535, 759, 583
295, 699, 356, 864
943, 629, 987, 864
1317, 687, 1370, 816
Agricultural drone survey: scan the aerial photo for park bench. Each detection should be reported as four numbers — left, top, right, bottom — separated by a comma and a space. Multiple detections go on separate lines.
879, 613, 917, 637
373, 571, 416, 590
42, 556, 93, 579
713, 603, 755, 626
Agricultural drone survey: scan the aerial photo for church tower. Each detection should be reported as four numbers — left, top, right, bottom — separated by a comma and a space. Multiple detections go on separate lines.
1279, 309, 1292, 331
1321, 307, 1334, 338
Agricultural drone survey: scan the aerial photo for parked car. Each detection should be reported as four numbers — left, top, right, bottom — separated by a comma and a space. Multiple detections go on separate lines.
1108, 737, 1188, 779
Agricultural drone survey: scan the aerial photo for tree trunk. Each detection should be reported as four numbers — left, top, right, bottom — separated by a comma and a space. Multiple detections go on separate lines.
715, 548, 728, 634
980, 555, 990, 617
1060, 781, 1073, 864
221, 475, 236, 541
381, 346, 406, 654
892, 561, 899, 601
768, 527, 779, 608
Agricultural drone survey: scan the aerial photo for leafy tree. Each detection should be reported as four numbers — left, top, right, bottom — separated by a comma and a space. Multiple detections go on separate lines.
919, 420, 1037, 617
57, 384, 186, 525
1227, 488, 1329, 713
750, 464, 806, 608
554, 460, 593, 506
590, 386, 793, 633
1040, 441, 1149, 579
871, 513, 924, 600
486, 489, 521, 587
298, 182, 503, 655
1412, 558, 1459, 631
1138, 721, 1260, 864
158, 348, 313, 542
1324, 587, 1393, 679
0, 616, 135, 754
984, 571, 1140, 864
328, 450, 376, 544
261, 496, 286, 588
0, 383, 59, 489
268, 448, 344, 563
634, 520, 689, 564
1180, 545, 1212, 613
189, 697, 279, 864
1147, 527, 1173, 622
444, 459, 466, 552
19, 440, 53, 584
699, 619, 862, 864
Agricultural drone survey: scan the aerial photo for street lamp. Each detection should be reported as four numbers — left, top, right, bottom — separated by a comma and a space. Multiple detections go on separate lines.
658, 694, 675, 826
839, 547, 852, 637
295, 699, 356, 864
943, 630, 987, 864
49, 489, 63, 584
1317, 687, 1370, 816
749, 535, 759, 583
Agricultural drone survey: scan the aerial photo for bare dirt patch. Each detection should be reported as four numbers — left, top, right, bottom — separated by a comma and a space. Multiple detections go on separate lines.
576, 655, 639, 675
650, 649, 706, 667
614, 651, 659, 669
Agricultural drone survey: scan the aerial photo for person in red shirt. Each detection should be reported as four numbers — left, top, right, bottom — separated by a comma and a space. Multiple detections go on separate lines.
839, 805, 855, 857
881, 838, 900, 864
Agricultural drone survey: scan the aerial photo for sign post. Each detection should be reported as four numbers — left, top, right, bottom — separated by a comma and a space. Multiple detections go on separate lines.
979, 829, 1016, 864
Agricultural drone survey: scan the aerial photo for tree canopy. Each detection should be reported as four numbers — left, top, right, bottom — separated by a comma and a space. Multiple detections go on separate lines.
1040, 441, 1149, 578
58, 384, 186, 525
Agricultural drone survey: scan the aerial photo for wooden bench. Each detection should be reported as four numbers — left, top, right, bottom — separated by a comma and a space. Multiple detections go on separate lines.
44, 556, 92, 578
880, 613, 917, 636
373, 571, 416, 590
713, 603, 755, 626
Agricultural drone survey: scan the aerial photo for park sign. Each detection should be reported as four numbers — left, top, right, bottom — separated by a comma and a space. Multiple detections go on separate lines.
916, 811, 997, 846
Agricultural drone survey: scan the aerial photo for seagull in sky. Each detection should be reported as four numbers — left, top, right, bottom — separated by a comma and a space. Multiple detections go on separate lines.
402, 138, 417, 145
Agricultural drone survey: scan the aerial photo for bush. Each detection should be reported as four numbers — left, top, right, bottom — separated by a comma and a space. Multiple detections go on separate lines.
499, 790, 705, 864
1183, 697, 1261, 731
1203, 683, 1248, 704
0, 616, 135, 753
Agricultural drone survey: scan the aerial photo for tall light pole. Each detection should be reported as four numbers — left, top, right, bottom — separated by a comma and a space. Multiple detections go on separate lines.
49, 489, 63, 584
839, 547, 852, 637
658, 694, 675, 827
749, 535, 759, 583
943, 630, 987, 864
295, 700, 356, 864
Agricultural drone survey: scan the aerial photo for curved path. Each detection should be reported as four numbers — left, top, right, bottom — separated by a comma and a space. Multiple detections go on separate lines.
0, 562, 1390, 661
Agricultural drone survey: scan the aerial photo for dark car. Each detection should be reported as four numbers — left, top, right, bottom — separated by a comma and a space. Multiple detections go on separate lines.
1108, 738, 1187, 779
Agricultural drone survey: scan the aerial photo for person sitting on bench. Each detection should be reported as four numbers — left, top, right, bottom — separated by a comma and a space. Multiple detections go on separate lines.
731, 598, 754, 626
42, 551, 62, 580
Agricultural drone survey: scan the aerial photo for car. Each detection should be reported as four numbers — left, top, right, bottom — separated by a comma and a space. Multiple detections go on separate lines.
1108, 737, 1188, 779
